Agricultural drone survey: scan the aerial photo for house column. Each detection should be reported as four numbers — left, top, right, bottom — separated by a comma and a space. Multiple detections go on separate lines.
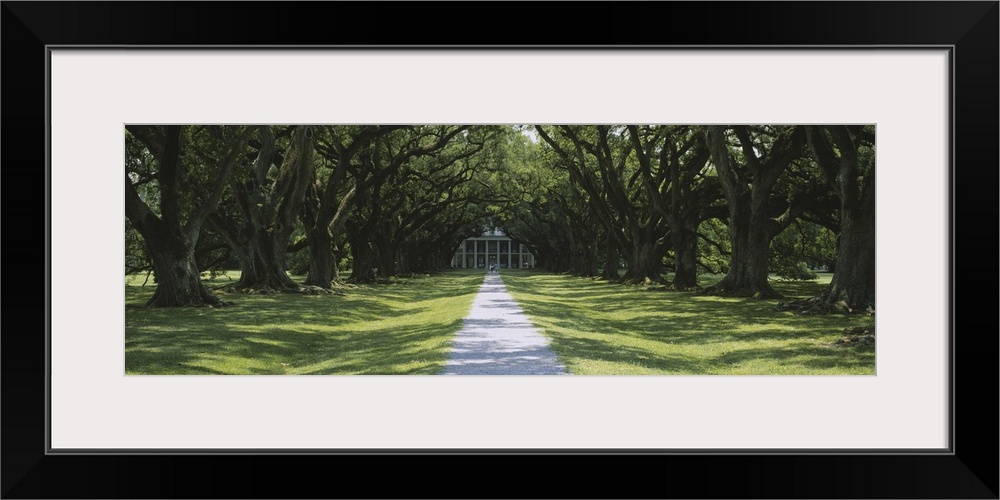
473, 239, 478, 268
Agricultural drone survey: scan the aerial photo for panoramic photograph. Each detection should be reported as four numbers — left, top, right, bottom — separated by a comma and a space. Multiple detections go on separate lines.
124, 124, 875, 375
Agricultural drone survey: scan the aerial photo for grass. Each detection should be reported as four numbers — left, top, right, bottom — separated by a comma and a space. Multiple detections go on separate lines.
126, 267, 875, 376
499, 269, 875, 375
125, 269, 483, 374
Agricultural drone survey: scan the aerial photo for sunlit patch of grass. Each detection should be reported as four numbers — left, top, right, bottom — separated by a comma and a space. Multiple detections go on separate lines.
125, 269, 484, 375
500, 269, 874, 375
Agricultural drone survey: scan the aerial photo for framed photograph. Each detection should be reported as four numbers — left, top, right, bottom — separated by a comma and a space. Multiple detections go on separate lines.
5, 2, 996, 498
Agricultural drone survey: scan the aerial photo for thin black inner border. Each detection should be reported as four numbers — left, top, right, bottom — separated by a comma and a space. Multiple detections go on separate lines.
45, 45, 954, 455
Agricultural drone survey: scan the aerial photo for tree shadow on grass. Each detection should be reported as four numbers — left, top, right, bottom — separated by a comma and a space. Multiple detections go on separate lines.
126, 317, 467, 375
294, 318, 467, 374
712, 344, 875, 372
515, 289, 868, 341
502, 273, 874, 374
548, 336, 709, 374
125, 273, 483, 375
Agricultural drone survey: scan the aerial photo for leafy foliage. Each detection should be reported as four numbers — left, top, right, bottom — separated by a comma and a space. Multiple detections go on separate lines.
124, 124, 872, 313
769, 220, 837, 280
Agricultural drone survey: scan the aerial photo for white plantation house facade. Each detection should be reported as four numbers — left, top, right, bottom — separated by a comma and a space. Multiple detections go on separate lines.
451, 229, 535, 269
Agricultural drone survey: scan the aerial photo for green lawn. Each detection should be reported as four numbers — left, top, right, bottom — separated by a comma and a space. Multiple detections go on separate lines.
126, 268, 874, 376
125, 269, 483, 374
500, 270, 875, 375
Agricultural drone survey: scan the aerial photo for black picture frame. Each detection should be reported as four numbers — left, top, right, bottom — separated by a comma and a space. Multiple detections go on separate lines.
3, 2, 997, 498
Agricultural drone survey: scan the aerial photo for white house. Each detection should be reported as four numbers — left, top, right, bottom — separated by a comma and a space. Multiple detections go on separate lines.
451, 229, 535, 269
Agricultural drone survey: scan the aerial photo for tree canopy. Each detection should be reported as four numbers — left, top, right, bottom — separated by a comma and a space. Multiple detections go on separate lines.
125, 124, 874, 313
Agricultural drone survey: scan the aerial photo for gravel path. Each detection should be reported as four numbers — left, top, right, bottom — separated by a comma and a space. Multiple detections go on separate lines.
442, 273, 569, 375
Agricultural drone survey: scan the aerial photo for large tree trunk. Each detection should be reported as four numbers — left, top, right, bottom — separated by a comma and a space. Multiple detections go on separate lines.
567, 231, 597, 276
394, 247, 405, 275
222, 126, 316, 293
349, 241, 378, 283
700, 125, 804, 299
405, 249, 429, 273
546, 248, 567, 273
826, 198, 875, 309
207, 211, 300, 294
671, 222, 700, 289
303, 226, 337, 288
226, 188, 301, 292
599, 237, 620, 280
621, 235, 665, 285
144, 230, 226, 308
709, 192, 782, 298
125, 125, 244, 308
304, 184, 355, 288
536, 125, 633, 277
554, 254, 568, 273
376, 240, 397, 277
235, 229, 300, 292
346, 221, 379, 283
795, 125, 877, 313
584, 238, 598, 276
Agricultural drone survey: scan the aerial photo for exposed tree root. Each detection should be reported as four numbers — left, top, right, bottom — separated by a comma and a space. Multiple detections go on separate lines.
618, 276, 670, 286
201, 290, 233, 307
298, 285, 342, 295
828, 326, 875, 347
774, 295, 875, 315
667, 283, 703, 292
328, 279, 360, 290
395, 272, 434, 279
144, 286, 233, 308
220, 283, 343, 296
698, 284, 783, 300
356, 277, 407, 285
639, 283, 703, 293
